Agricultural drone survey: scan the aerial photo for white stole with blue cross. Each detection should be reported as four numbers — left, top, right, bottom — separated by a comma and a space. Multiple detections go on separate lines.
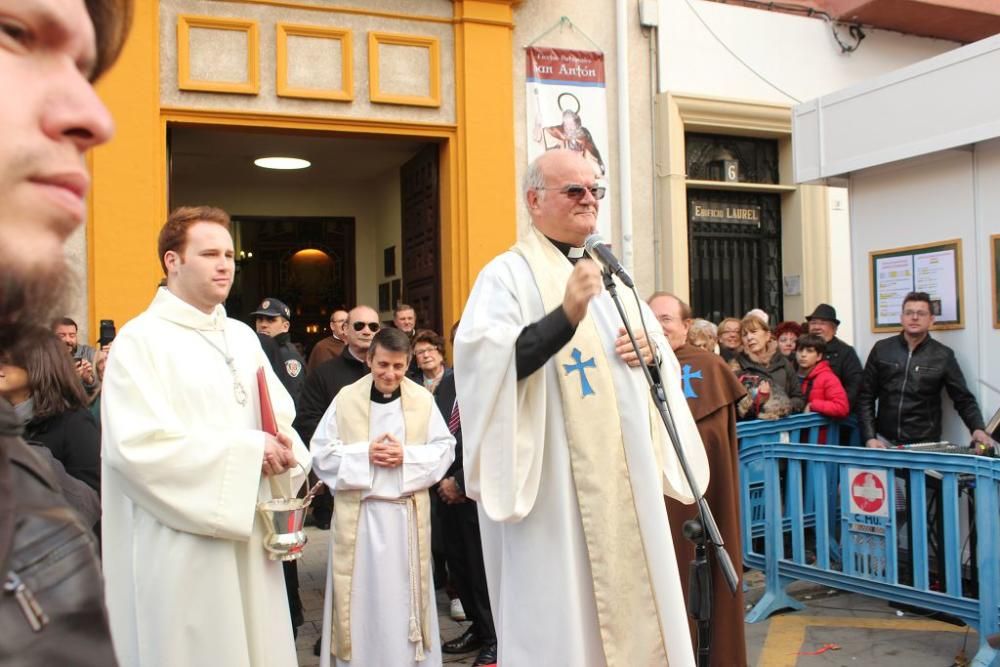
512, 226, 671, 667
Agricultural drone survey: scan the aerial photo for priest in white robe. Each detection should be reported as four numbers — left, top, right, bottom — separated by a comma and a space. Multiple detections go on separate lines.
101, 207, 309, 667
312, 327, 455, 667
454, 150, 711, 667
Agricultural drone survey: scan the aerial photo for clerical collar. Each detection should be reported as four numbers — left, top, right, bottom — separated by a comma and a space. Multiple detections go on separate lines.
151, 287, 227, 331
370, 385, 401, 404
547, 236, 587, 262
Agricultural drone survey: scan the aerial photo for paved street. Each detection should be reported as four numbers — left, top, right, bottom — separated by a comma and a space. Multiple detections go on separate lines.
294, 526, 980, 667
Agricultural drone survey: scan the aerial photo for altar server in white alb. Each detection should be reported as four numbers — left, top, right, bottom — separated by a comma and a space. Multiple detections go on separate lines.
454, 149, 710, 667
312, 327, 455, 667
101, 206, 309, 667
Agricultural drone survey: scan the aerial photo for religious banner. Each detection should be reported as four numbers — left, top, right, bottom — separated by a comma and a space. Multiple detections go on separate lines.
526, 46, 612, 238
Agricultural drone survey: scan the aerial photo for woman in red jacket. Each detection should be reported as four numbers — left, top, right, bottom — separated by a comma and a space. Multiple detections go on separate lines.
796, 334, 850, 420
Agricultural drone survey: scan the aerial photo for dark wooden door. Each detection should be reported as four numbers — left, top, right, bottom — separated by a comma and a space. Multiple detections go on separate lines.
226, 216, 355, 354
687, 189, 782, 324
400, 144, 441, 333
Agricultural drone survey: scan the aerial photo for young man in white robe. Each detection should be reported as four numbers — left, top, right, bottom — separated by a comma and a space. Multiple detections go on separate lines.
311, 327, 455, 667
454, 149, 712, 667
101, 206, 309, 667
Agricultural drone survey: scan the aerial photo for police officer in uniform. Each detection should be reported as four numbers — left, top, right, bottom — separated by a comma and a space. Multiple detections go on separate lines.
251, 297, 307, 638
252, 297, 306, 404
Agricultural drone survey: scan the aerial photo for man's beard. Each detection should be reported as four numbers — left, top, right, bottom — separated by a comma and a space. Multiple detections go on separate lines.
0, 255, 71, 349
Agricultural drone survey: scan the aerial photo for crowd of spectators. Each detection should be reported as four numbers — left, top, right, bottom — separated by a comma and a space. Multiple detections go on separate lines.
651, 296, 987, 454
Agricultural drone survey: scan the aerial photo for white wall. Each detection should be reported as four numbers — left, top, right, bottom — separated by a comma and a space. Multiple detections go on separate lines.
970, 139, 1000, 423
658, 0, 956, 103
793, 35, 1000, 183
827, 187, 853, 344
849, 146, 999, 443
372, 173, 402, 320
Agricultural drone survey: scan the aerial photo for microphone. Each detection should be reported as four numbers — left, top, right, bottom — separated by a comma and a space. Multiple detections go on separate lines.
584, 234, 634, 288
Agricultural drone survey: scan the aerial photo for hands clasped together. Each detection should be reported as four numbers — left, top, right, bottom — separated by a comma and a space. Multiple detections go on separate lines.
262, 433, 297, 476
437, 477, 466, 504
562, 259, 655, 368
369, 432, 404, 468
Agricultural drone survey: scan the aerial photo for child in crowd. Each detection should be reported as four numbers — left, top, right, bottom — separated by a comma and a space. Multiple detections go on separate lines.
796, 334, 849, 420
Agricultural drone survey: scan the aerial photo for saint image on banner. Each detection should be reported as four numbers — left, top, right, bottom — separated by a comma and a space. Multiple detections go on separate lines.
526, 46, 612, 239
540, 93, 606, 176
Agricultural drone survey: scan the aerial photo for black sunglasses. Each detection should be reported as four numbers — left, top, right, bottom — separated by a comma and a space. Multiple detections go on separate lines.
352, 321, 380, 332
538, 184, 607, 201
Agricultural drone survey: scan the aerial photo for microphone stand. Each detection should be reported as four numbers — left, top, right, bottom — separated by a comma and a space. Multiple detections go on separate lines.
600, 269, 738, 667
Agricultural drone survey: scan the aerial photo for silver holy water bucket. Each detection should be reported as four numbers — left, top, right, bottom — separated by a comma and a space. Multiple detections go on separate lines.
257, 468, 325, 561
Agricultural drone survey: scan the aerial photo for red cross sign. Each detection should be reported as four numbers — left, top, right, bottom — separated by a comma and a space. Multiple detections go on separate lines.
849, 468, 888, 516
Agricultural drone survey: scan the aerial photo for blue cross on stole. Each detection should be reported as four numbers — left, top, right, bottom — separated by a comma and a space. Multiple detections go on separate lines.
563, 347, 597, 397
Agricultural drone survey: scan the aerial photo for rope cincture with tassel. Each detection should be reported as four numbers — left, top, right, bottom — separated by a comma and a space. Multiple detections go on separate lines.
404, 499, 425, 661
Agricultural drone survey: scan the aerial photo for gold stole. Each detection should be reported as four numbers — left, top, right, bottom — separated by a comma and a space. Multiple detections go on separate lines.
328, 375, 433, 661
514, 226, 669, 666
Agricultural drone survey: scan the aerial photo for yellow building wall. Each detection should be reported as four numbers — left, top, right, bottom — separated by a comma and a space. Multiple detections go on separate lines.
91, 0, 164, 330
88, 0, 519, 334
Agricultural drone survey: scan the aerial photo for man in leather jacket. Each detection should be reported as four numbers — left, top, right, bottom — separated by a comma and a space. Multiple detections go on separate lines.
859, 291, 990, 448
0, 2, 133, 664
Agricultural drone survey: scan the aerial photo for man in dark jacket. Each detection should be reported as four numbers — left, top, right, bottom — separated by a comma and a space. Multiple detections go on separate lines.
253, 297, 306, 404
294, 305, 375, 534
0, 2, 132, 663
433, 364, 497, 666
296, 305, 377, 655
294, 305, 378, 445
806, 303, 864, 410
307, 309, 348, 372
860, 291, 989, 448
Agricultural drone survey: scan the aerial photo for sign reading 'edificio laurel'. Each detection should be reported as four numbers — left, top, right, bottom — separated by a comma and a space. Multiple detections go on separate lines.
689, 200, 761, 225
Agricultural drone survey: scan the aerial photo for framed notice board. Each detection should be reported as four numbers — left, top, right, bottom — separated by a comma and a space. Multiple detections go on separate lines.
869, 239, 963, 333
992, 234, 1000, 329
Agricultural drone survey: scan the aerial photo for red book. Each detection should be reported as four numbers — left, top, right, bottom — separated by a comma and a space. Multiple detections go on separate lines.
257, 367, 278, 436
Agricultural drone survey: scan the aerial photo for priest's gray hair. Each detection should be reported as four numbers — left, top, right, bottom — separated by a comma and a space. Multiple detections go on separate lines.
523, 156, 547, 208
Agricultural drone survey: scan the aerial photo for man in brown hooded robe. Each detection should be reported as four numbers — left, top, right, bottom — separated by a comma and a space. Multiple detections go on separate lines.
648, 293, 749, 667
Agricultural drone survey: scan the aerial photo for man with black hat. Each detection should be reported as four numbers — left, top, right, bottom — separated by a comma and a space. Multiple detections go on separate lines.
806, 303, 863, 410
253, 297, 306, 404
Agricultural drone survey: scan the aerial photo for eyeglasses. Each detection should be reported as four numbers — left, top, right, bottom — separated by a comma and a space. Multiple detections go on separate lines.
414, 347, 439, 356
352, 321, 380, 332
538, 184, 607, 201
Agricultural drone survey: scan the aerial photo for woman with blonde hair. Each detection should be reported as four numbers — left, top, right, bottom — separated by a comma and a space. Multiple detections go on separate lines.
687, 319, 718, 353
727, 315, 804, 420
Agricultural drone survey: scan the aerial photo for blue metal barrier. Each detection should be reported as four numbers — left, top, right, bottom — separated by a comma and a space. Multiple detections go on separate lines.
740, 441, 1000, 667
736, 414, 860, 571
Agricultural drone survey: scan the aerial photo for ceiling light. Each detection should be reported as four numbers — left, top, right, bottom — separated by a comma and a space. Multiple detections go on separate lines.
254, 156, 311, 170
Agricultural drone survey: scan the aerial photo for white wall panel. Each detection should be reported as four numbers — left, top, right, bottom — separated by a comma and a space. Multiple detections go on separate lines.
795, 34, 1000, 182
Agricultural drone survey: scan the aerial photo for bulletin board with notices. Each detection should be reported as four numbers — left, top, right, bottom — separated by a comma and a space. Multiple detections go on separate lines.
992, 234, 1000, 329
868, 239, 963, 332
